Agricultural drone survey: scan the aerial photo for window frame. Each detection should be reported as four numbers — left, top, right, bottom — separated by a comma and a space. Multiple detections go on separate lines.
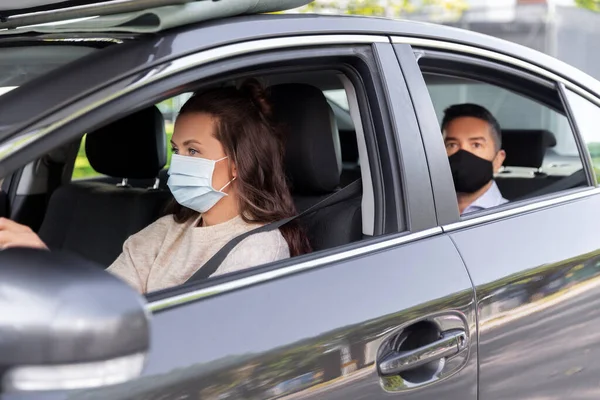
0, 35, 437, 308
392, 37, 600, 231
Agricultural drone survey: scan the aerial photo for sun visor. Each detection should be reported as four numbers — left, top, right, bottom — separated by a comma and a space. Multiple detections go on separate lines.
0, 0, 313, 34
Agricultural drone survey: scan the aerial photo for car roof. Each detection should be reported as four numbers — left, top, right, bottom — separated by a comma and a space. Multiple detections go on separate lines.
159, 13, 600, 98
1, 12, 599, 144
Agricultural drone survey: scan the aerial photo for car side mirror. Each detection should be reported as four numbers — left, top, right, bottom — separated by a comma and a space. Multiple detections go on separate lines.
0, 248, 150, 393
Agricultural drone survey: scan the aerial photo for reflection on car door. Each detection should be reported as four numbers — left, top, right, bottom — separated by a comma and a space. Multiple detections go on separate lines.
71, 235, 475, 400
402, 43, 600, 399
449, 197, 600, 400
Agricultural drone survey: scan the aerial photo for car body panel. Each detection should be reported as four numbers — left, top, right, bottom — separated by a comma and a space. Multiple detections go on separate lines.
55, 234, 475, 400
448, 194, 600, 399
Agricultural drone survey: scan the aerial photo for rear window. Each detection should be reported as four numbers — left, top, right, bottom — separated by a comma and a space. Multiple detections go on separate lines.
0, 45, 97, 95
425, 74, 582, 176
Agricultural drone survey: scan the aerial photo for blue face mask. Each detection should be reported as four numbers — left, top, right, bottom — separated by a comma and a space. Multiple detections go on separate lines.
167, 154, 235, 214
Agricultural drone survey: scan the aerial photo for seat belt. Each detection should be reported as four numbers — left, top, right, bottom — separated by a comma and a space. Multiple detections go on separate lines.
515, 168, 587, 201
45, 158, 64, 206
185, 179, 362, 284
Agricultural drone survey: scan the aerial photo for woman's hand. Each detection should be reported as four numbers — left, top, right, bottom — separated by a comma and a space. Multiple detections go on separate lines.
0, 218, 48, 250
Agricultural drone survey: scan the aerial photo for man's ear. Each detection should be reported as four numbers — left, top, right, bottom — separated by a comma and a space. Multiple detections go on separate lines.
493, 150, 506, 173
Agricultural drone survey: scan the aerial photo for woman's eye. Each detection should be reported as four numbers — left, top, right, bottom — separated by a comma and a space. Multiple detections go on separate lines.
171, 148, 179, 154
189, 148, 198, 156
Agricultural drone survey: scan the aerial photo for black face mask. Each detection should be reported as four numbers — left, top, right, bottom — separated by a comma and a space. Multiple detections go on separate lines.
448, 149, 494, 194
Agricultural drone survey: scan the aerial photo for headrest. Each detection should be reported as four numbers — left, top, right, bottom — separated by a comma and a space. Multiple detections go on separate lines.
86, 106, 166, 179
501, 129, 557, 169
270, 84, 342, 195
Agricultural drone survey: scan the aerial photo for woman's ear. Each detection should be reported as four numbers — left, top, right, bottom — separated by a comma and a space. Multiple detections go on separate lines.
230, 159, 237, 179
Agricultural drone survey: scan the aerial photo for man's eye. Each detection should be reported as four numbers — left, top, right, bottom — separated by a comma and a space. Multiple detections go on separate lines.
473, 143, 483, 149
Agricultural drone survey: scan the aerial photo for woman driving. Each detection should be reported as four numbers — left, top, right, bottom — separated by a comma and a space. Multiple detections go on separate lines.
0, 78, 311, 293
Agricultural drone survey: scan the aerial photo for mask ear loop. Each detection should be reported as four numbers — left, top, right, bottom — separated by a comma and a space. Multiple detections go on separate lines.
217, 156, 236, 193
218, 177, 236, 193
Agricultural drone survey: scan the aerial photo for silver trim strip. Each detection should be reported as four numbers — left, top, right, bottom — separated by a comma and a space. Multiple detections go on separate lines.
391, 36, 600, 106
147, 227, 442, 312
0, 34, 388, 165
443, 187, 600, 232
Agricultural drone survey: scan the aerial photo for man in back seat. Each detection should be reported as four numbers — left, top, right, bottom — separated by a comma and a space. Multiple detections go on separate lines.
442, 103, 508, 215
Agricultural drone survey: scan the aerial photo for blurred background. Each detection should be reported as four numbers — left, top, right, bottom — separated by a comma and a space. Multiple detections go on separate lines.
78, 0, 600, 179
287, 0, 600, 83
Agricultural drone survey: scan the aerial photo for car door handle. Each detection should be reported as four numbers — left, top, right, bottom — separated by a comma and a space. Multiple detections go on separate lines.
378, 329, 467, 375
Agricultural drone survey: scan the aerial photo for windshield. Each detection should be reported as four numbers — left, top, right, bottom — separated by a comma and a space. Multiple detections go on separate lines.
0, 45, 97, 95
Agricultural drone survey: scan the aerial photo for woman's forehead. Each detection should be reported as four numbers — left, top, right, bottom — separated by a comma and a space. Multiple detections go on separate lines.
173, 113, 218, 141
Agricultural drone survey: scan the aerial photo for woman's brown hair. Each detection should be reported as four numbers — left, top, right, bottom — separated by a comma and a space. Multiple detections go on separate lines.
165, 78, 311, 257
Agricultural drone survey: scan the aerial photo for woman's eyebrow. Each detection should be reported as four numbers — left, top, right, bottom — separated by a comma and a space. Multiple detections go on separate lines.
182, 139, 202, 146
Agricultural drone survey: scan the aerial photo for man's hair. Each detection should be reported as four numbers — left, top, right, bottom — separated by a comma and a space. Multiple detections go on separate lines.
441, 103, 502, 152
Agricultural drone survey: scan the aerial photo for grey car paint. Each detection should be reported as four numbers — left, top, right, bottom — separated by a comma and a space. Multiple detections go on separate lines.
64, 236, 476, 400
397, 20, 600, 399
449, 196, 600, 400
2, 11, 600, 400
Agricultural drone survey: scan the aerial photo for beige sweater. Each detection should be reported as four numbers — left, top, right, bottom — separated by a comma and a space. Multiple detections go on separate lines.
107, 214, 290, 293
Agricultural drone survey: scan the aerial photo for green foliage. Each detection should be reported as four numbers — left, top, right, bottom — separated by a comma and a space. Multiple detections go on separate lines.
576, 0, 600, 12
295, 0, 468, 17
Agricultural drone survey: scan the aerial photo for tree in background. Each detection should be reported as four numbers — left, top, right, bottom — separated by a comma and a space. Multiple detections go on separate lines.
576, 0, 600, 12
295, 0, 468, 19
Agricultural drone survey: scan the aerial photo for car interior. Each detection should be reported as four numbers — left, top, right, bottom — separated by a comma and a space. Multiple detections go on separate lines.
0, 66, 590, 283
4, 70, 370, 272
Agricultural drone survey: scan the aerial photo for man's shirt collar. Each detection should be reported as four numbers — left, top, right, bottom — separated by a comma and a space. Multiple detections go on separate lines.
462, 181, 508, 215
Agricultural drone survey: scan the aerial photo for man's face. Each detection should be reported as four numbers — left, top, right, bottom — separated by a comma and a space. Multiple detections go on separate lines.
443, 116, 505, 173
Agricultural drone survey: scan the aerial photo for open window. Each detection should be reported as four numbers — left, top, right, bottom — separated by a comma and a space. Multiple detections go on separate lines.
7, 45, 406, 296
418, 52, 590, 209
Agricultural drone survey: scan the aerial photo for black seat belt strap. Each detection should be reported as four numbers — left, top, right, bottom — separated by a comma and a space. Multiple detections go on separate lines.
45, 158, 64, 206
185, 179, 362, 283
515, 168, 587, 201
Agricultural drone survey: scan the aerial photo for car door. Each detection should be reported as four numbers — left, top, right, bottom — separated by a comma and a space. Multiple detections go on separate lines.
0, 30, 476, 400
395, 38, 600, 399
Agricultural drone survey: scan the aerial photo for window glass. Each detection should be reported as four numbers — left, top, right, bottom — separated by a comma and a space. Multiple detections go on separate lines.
563, 89, 600, 183
423, 72, 586, 207
324, 89, 349, 110
0, 46, 97, 90
72, 91, 354, 182
72, 134, 103, 180
425, 74, 580, 161
71, 94, 192, 180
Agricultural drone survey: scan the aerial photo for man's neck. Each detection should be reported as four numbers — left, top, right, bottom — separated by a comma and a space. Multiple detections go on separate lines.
457, 180, 493, 214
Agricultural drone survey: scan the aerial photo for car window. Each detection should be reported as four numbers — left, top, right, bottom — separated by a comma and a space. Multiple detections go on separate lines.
0, 46, 97, 93
324, 89, 349, 110
72, 91, 359, 183
425, 74, 581, 174
71, 95, 191, 181
562, 89, 600, 183
423, 72, 586, 206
